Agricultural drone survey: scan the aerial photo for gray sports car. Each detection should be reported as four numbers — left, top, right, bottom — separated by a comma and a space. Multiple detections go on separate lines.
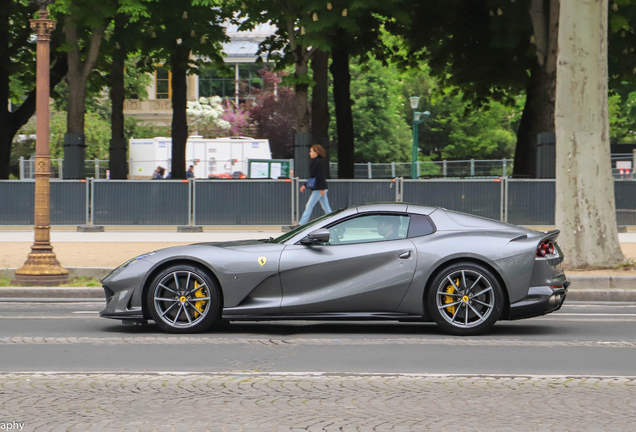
100, 203, 569, 336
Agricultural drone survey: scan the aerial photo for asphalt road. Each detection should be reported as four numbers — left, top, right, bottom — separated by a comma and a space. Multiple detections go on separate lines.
1, 301, 635, 375
2, 301, 636, 431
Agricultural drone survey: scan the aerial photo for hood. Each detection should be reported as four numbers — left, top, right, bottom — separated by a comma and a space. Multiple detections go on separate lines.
191, 239, 274, 248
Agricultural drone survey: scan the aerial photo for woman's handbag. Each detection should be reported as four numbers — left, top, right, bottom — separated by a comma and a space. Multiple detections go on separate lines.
306, 178, 317, 189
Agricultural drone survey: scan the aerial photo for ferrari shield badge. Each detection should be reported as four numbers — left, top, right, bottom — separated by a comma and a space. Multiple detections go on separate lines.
258, 257, 267, 267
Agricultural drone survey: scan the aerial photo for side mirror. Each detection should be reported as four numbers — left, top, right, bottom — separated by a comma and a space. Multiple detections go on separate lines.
300, 228, 330, 245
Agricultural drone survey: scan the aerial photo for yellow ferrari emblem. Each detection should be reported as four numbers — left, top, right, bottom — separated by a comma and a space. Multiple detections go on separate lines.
462, 295, 469, 303
258, 257, 267, 266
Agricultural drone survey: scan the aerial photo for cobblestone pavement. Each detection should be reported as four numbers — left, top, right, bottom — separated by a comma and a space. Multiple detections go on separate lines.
1, 373, 635, 432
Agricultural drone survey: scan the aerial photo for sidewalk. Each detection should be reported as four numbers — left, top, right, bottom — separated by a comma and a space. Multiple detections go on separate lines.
1, 228, 636, 302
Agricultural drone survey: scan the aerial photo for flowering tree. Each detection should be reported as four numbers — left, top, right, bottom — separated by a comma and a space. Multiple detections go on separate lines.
187, 96, 230, 136
220, 99, 251, 136
248, 69, 296, 159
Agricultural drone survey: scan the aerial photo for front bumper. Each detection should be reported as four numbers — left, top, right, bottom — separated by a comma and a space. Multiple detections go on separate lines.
507, 281, 569, 320
99, 258, 155, 322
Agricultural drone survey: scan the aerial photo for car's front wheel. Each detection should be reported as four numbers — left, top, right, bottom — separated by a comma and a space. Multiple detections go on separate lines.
426, 262, 504, 336
146, 264, 221, 334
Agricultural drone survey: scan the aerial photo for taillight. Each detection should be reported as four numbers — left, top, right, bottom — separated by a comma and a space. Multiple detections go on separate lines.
537, 241, 555, 257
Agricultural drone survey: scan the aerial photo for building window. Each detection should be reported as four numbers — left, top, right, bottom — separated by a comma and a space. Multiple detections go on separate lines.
155, 67, 172, 99
198, 63, 268, 100
199, 67, 234, 99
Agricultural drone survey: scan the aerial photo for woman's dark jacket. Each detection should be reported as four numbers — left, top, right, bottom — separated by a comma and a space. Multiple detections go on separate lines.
308, 156, 329, 190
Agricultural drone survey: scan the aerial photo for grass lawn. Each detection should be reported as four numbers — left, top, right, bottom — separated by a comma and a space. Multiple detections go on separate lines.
0, 276, 101, 287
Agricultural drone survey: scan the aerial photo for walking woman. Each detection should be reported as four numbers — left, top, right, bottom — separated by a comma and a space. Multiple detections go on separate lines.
299, 144, 332, 225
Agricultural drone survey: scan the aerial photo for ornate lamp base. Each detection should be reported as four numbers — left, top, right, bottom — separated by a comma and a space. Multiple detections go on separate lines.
12, 247, 69, 286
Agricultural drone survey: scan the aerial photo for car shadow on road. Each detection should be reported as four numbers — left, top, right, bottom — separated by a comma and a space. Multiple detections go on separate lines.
102, 320, 563, 338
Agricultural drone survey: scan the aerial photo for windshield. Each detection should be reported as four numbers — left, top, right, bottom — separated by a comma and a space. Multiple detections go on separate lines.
270, 208, 345, 244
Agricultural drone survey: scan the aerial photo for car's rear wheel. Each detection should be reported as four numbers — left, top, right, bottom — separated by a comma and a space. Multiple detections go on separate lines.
146, 264, 221, 334
426, 262, 504, 336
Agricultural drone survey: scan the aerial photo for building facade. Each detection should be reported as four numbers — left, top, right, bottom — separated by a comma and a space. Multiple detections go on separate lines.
123, 22, 277, 126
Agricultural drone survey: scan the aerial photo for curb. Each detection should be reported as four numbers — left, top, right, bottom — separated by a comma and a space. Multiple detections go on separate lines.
0, 287, 103, 299
1, 275, 635, 303
0, 267, 112, 280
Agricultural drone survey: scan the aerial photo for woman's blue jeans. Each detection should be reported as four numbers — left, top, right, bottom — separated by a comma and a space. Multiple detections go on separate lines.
299, 190, 332, 225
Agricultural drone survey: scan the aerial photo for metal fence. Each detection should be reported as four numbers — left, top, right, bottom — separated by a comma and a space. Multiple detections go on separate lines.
4, 177, 636, 226
297, 180, 400, 222
194, 180, 294, 225
0, 180, 87, 225
92, 180, 190, 226
403, 179, 503, 221
505, 179, 556, 225
20, 157, 110, 180
20, 157, 516, 180
21, 155, 636, 180
330, 159, 513, 179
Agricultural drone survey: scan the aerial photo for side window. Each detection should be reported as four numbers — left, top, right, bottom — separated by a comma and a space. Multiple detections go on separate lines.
327, 214, 410, 245
407, 214, 436, 238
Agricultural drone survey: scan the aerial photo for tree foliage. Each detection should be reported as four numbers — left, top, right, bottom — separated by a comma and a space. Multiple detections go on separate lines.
330, 57, 519, 164
330, 57, 411, 163
248, 69, 296, 159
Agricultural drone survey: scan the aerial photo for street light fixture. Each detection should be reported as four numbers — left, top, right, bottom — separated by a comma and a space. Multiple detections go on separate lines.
12, 0, 69, 286
410, 96, 430, 179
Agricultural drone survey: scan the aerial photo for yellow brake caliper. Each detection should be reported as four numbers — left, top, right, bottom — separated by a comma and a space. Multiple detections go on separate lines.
193, 281, 207, 318
444, 279, 460, 315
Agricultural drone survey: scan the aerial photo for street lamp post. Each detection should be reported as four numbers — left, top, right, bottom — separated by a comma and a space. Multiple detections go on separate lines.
409, 97, 430, 179
12, 1, 69, 286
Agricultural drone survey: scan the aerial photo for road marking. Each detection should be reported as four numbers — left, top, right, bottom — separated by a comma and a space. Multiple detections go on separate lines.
0, 336, 635, 348
3, 371, 636, 379
0, 316, 101, 319
72, 311, 100, 314
554, 313, 636, 316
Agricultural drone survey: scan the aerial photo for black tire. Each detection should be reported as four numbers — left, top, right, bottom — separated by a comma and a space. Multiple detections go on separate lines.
146, 264, 221, 334
426, 262, 504, 336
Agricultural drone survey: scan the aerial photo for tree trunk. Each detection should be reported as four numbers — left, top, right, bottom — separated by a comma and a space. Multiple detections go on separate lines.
294, 53, 310, 135
0, 0, 10, 178
555, 0, 624, 268
513, 0, 559, 178
109, 14, 127, 180
311, 49, 330, 163
170, 45, 189, 180
514, 65, 555, 177
64, 16, 104, 179
330, 39, 354, 179
0, 67, 10, 179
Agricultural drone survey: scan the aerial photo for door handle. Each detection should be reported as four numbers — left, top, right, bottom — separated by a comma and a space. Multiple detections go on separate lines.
398, 251, 411, 259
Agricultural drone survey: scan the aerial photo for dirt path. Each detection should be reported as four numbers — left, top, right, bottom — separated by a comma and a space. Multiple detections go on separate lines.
0, 242, 191, 269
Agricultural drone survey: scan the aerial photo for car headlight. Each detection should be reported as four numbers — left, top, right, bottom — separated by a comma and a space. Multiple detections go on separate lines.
102, 252, 157, 281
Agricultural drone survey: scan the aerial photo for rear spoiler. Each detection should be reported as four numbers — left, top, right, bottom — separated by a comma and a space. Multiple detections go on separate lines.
539, 229, 560, 242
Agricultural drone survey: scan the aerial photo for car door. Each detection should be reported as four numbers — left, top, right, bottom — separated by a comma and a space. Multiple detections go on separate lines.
279, 213, 417, 314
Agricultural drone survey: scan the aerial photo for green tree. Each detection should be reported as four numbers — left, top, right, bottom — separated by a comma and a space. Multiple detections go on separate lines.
334, 58, 517, 164
241, 0, 410, 178
428, 89, 517, 160
136, 0, 229, 179
609, 90, 636, 144
53, 0, 116, 178
0, 0, 68, 179
330, 57, 411, 163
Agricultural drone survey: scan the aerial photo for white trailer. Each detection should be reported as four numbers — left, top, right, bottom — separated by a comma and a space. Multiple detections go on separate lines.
129, 136, 272, 178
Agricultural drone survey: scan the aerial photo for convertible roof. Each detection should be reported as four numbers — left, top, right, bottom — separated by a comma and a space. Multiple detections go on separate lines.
355, 203, 438, 215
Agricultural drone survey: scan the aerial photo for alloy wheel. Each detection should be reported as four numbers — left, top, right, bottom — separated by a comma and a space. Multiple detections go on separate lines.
152, 270, 212, 329
435, 269, 495, 329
